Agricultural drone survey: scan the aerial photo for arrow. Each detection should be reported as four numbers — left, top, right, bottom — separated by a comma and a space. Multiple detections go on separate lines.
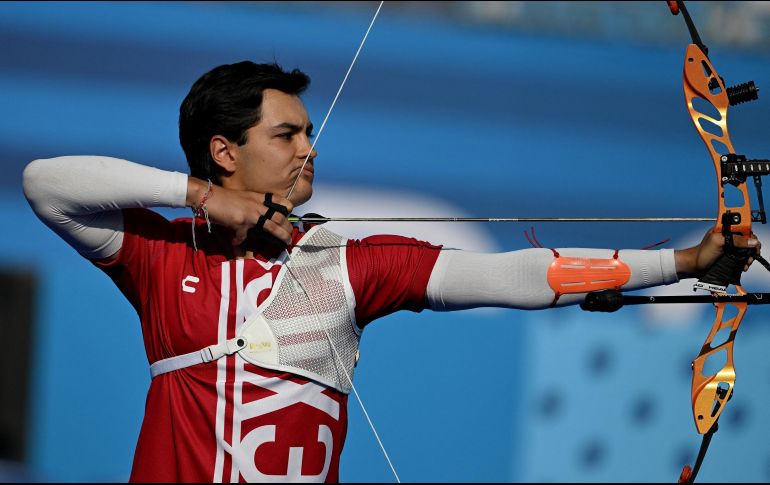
289, 216, 715, 223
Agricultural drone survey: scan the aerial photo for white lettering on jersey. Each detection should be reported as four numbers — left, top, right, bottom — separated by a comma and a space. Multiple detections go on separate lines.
213, 262, 230, 482
214, 259, 338, 483
235, 424, 333, 483
182, 275, 200, 293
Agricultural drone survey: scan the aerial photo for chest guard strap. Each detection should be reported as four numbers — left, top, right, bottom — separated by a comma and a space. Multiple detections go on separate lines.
150, 337, 247, 378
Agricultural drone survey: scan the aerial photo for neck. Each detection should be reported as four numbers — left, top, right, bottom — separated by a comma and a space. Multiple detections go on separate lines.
233, 235, 286, 261
207, 225, 285, 261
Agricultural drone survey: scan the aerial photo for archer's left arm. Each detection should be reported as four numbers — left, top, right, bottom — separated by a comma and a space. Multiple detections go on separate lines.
425, 229, 760, 311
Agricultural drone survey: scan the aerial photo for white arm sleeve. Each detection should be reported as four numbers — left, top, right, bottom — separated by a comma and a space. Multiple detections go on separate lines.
425, 247, 679, 311
23, 156, 188, 260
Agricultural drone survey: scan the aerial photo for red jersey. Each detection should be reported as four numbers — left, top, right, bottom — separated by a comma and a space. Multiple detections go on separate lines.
93, 208, 440, 482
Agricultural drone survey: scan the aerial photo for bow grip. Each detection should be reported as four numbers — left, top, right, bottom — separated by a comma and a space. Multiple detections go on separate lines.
693, 242, 751, 293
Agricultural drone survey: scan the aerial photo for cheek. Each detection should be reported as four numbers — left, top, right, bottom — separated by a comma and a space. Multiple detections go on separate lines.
261, 155, 296, 188
246, 147, 283, 174
240, 141, 295, 186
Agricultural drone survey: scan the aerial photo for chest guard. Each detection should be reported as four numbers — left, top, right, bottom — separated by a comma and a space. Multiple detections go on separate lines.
239, 225, 361, 393
150, 225, 362, 394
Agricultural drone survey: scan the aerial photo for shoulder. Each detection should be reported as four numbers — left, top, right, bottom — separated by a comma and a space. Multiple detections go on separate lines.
122, 208, 194, 242
345, 233, 442, 277
92, 208, 186, 266
347, 233, 442, 251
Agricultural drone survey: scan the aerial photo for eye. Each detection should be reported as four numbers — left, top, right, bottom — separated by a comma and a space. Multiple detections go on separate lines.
278, 132, 293, 140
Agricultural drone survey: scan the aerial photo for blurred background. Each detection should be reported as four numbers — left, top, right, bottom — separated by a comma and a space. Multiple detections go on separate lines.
2, 1, 770, 482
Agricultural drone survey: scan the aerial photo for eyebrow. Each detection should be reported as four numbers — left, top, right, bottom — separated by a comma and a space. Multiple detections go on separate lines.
272, 122, 314, 134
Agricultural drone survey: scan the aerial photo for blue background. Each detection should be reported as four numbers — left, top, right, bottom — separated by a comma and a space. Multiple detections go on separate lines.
2, 1, 770, 482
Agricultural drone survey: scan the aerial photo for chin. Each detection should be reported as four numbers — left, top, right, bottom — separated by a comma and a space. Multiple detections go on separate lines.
292, 186, 313, 207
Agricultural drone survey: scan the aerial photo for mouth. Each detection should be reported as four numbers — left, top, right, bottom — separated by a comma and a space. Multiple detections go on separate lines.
298, 165, 314, 176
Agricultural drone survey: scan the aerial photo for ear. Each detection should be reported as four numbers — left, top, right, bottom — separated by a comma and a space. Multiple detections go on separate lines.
209, 135, 237, 174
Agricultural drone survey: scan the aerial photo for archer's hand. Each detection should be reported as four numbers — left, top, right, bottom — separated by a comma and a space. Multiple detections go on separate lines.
187, 178, 294, 246
675, 229, 761, 279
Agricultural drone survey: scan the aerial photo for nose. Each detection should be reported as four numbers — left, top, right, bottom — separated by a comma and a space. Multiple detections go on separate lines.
299, 135, 317, 161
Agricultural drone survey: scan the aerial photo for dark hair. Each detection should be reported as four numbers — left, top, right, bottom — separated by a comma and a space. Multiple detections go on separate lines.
179, 61, 310, 184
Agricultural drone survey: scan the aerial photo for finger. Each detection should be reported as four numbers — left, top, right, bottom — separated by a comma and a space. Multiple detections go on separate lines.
263, 193, 293, 217
263, 218, 293, 245
256, 203, 292, 231
272, 195, 294, 214
276, 217, 294, 238
251, 212, 272, 239
707, 231, 724, 247
732, 235, 759, 249
281, 217, 293, 233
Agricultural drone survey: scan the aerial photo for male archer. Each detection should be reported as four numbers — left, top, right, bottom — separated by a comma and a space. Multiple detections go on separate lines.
23, 61, 760, 482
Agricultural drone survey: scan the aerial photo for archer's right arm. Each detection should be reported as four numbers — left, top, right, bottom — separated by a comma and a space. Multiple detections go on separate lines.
23, 156, 188, 262
22, 156, 294, 261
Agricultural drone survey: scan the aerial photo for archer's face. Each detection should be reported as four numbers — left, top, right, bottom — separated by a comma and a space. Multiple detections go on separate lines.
229, 88, 316, 206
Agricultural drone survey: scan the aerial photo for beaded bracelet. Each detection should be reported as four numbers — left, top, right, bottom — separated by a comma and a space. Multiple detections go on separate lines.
191, 179, 213, 251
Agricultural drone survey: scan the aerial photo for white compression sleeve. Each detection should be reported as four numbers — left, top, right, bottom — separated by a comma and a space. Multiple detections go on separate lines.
23, 156, 188, 259
425, 247, 679, 311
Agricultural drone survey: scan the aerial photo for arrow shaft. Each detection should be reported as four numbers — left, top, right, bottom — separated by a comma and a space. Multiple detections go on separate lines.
289, 216, 715, 223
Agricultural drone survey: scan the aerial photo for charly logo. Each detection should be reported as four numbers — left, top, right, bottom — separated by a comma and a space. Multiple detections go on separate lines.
182, 275, 200, 293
